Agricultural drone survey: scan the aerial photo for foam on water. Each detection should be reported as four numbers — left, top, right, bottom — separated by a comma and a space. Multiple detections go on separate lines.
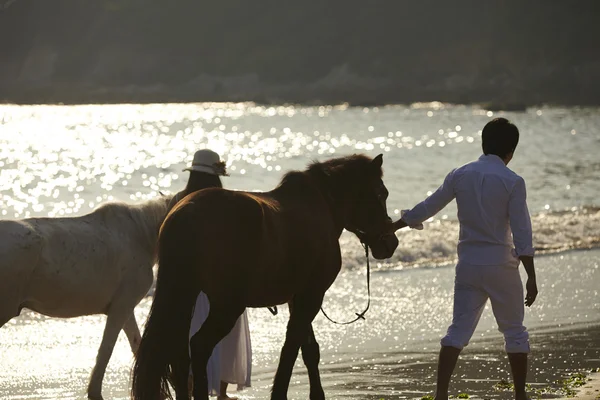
340, 206, 600, 270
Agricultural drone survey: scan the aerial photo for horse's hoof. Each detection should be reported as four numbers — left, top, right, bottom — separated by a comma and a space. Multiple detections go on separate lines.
310, 391, 326, 400
87, 393, 103, 400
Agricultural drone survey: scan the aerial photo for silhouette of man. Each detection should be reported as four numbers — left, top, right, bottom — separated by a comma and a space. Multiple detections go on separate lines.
393, 118, 538, 400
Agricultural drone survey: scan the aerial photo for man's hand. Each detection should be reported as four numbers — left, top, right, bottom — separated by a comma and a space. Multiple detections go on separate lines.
525, 277, 538, 307
519, 255, 537, 307
390, 218, 408, 232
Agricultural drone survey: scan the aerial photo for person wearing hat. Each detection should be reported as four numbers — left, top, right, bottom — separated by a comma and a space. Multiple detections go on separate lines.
167, 149, 252, 400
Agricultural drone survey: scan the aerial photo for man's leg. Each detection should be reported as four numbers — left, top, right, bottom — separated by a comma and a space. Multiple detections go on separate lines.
435, 346, 462, 400
436, 265, 487, 400
487, 265, 530, 400
508, 353, 528, 400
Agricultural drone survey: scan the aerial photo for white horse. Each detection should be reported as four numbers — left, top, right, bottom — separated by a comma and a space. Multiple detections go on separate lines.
0, 195, 172, 400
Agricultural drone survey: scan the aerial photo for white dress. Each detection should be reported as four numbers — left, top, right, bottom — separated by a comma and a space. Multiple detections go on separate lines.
189, 292, 252, 396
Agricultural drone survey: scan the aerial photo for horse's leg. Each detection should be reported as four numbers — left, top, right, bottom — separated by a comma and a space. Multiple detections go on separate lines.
122, 312, 142, 353
301, 325, 325, 400
271, 293, 324, 400
171, 320, 193, 400
190, 301, 244, 400
87, 303, 136, 400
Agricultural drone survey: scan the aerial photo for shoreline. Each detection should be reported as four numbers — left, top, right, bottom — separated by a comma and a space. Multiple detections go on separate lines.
2, 98, 599, 109
561, 371, 600, 400
1, 90, 600, 109
243, 322, 600, 400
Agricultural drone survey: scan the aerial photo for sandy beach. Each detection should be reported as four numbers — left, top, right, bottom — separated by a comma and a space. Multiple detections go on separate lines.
1, 248, 598, 399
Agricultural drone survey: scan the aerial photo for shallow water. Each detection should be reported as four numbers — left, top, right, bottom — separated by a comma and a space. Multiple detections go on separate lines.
0, 102, 599, 398
1, 248, 598, 399
1, 103, 599, 268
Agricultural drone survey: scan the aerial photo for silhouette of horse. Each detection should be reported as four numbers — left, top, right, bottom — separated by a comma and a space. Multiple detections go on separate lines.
131, 154, 399, 400
0, 195, 172, 400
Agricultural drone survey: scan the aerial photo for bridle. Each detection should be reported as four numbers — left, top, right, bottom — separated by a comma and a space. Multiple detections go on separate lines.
268, 176, 389, 324
266, 227, 374, 322
318, 183, 389, 325
320, 238, 372, 325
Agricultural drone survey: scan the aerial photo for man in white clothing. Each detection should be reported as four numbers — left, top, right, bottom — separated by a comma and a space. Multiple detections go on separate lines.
393, 118, 538, 400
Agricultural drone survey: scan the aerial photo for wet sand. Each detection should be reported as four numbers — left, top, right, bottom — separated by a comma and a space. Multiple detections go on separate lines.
1, 249, 599, 399
559, 371, 600, 400
312, 323, 600, 400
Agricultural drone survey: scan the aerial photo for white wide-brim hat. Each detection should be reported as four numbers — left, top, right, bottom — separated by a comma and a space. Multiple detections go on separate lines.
183, 149, 229, 176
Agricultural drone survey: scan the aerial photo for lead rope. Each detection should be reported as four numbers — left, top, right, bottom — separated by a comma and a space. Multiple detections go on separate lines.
320, 241, 372, 325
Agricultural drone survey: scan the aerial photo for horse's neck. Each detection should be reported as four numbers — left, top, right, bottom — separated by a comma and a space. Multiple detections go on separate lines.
275, 171, 347, 235
309, 169, 351, 225
126, 200, 168, 255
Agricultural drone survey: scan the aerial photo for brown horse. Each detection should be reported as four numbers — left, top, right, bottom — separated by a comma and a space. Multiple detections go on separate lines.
131, 154, 399, 400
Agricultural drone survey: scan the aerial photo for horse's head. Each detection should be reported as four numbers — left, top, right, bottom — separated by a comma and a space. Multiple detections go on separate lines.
344, 154, 399, 260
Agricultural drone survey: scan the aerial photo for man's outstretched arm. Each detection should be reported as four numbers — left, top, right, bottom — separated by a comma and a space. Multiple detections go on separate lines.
390, 170, 456, 232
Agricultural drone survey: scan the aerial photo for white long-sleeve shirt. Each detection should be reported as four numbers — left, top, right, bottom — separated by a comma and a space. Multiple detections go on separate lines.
402, 154, 535, 266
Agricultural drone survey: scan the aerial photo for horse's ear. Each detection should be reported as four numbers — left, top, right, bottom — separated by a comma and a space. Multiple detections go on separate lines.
159, 190, 165, 197
371, 154, 383, 170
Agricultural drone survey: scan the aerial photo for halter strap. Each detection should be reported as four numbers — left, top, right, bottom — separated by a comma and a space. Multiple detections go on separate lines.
264, 241, 372, 324
319, 241, 372, 325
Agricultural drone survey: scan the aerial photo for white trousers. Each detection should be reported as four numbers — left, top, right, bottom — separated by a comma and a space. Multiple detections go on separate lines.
440, 261, 530, 353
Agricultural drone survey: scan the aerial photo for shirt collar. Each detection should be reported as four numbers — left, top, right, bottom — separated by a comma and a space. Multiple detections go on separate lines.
479, 154, 506, 166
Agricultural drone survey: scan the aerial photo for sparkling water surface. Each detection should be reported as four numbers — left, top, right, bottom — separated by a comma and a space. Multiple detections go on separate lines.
0, 102, 599, 399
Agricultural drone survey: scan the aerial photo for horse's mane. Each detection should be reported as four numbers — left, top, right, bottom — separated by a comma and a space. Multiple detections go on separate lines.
272, 154, 380, 209
278, 154, 379, 189
307, 154, 380, 179
94, 195, 173, 253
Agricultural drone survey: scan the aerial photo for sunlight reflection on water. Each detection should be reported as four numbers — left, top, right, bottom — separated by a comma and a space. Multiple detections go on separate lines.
1, 102, 599, 398
2, 103, 599, 220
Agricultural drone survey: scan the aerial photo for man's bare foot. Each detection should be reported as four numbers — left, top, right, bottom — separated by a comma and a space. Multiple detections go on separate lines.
515, 390, 529, 400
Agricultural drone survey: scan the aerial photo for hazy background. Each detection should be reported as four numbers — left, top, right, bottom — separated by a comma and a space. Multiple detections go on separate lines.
1, 1, 599, 106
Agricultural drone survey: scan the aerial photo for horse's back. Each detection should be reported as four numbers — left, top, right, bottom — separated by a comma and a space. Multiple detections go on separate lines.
162, 189, 282, 294
4, 214, 131, 317
164, 186, 337, 306
169, 188, 271, 252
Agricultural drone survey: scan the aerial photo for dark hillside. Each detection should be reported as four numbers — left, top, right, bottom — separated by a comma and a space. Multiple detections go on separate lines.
1, 1, 599, 105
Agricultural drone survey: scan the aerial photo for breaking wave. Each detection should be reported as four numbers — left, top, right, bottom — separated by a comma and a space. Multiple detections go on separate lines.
339, 206, 600, 270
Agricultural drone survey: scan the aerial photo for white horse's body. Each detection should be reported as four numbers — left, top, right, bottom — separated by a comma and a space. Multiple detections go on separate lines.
0, 196, 171, 400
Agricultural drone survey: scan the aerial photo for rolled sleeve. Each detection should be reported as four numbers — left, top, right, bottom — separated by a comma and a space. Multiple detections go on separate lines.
403, 169, 456, 226
509, 177, 535, 257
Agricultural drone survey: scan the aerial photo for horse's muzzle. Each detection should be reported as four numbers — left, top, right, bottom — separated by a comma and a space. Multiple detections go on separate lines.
368, 233, 399, 260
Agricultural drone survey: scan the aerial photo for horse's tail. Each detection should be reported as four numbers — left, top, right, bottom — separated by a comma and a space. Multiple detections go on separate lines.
131, 209, 198, 400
